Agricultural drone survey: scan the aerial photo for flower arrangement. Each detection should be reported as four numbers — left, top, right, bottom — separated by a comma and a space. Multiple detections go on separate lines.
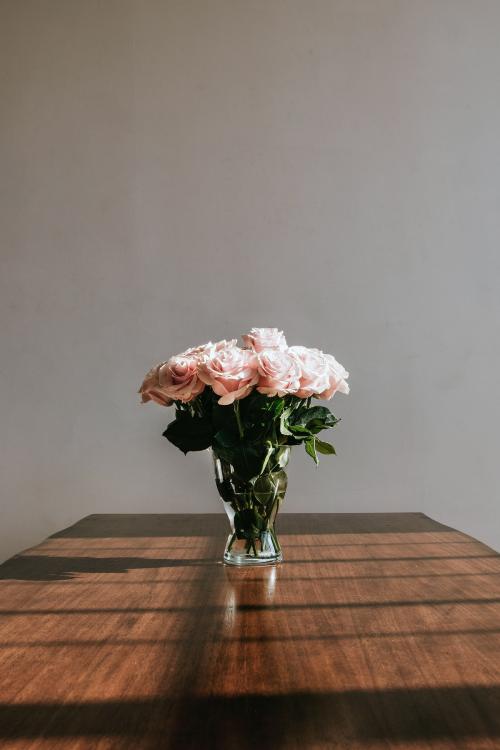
139, 328, 349, 564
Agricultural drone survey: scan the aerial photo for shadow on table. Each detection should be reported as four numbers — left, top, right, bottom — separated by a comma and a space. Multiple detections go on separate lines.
2, 550, 497, 582
0, 687, 499, 748
0, 555, 219, 581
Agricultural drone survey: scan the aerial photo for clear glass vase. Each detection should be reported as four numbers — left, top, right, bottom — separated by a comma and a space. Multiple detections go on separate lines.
213, 447, 290, 566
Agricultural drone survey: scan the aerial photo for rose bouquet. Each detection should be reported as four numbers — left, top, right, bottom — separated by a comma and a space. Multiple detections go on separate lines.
139, 328, 349, 565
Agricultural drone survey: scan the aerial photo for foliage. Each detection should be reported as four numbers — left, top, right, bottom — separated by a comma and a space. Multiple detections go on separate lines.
163, 389, 340, 481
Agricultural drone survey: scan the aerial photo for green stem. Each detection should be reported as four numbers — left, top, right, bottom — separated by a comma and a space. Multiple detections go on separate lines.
234, 401, 244, 439
270, 526, 281, 553
227, 531, 237, 553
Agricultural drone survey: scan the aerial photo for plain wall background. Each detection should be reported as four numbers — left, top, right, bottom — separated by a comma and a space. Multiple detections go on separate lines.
1, 0, 499, 563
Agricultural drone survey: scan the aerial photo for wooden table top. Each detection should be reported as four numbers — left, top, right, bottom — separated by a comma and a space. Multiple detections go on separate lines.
0, 512, 499, 750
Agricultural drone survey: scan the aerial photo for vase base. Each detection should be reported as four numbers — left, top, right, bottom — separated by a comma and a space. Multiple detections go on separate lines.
223, 551, 283, 566
223, 531, 282, 566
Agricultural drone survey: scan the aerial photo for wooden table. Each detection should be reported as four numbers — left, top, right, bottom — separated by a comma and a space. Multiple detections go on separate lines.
0, 513, 499, 749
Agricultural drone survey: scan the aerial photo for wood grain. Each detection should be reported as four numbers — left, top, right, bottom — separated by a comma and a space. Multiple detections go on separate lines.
0, 512, 499, 749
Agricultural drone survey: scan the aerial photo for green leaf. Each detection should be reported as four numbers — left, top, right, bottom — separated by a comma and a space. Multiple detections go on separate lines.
282, 435, 305, 446
305, 437, 319, 465
163, 411, 213, 454
279, 407, 294, 436
315, 438, 336, 455
269, 446, 291, 471
212, 401, 238, 435
253, 473, 277, 507
288, 423, 312, 436
214, 477, 236, 504
268, 398, 286, 418
224, 441, 273, 482
307, 420, 338, 435
289, 405, 339, 435
307, 406, 336, 421
259, 441, 275, 475
213, 428, 239, 449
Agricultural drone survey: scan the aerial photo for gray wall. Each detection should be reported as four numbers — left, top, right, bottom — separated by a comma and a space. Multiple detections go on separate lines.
1, 0, 499, 563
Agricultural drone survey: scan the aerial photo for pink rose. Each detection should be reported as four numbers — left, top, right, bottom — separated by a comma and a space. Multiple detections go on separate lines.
139, 354, 205, 405
242, 327, 287, 353
180, 342, 213, 358
317, 353, 350, 400
198, 346, 259, 405
289, 346, 330, 399
182, 339, 237, 358
138, 362, 174, 406
212, 338, 238, 352
257, 350, 301, 397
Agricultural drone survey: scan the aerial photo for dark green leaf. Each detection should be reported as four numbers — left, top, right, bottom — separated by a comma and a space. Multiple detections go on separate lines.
163, 411, 213, 454
212, 401, 238, 435
282, 435, 305, 446
213, 429, 239, 449
289, 405, 339, 434
233, 507, 266, 539
315, 438, 336, 455
288, 423, 312, 436
253, 474, 277, 506
305, 437, 319, 465
227, 442, 273, 482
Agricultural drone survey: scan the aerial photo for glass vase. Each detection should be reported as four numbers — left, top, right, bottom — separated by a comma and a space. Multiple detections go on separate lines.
213, 447, 289, 566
